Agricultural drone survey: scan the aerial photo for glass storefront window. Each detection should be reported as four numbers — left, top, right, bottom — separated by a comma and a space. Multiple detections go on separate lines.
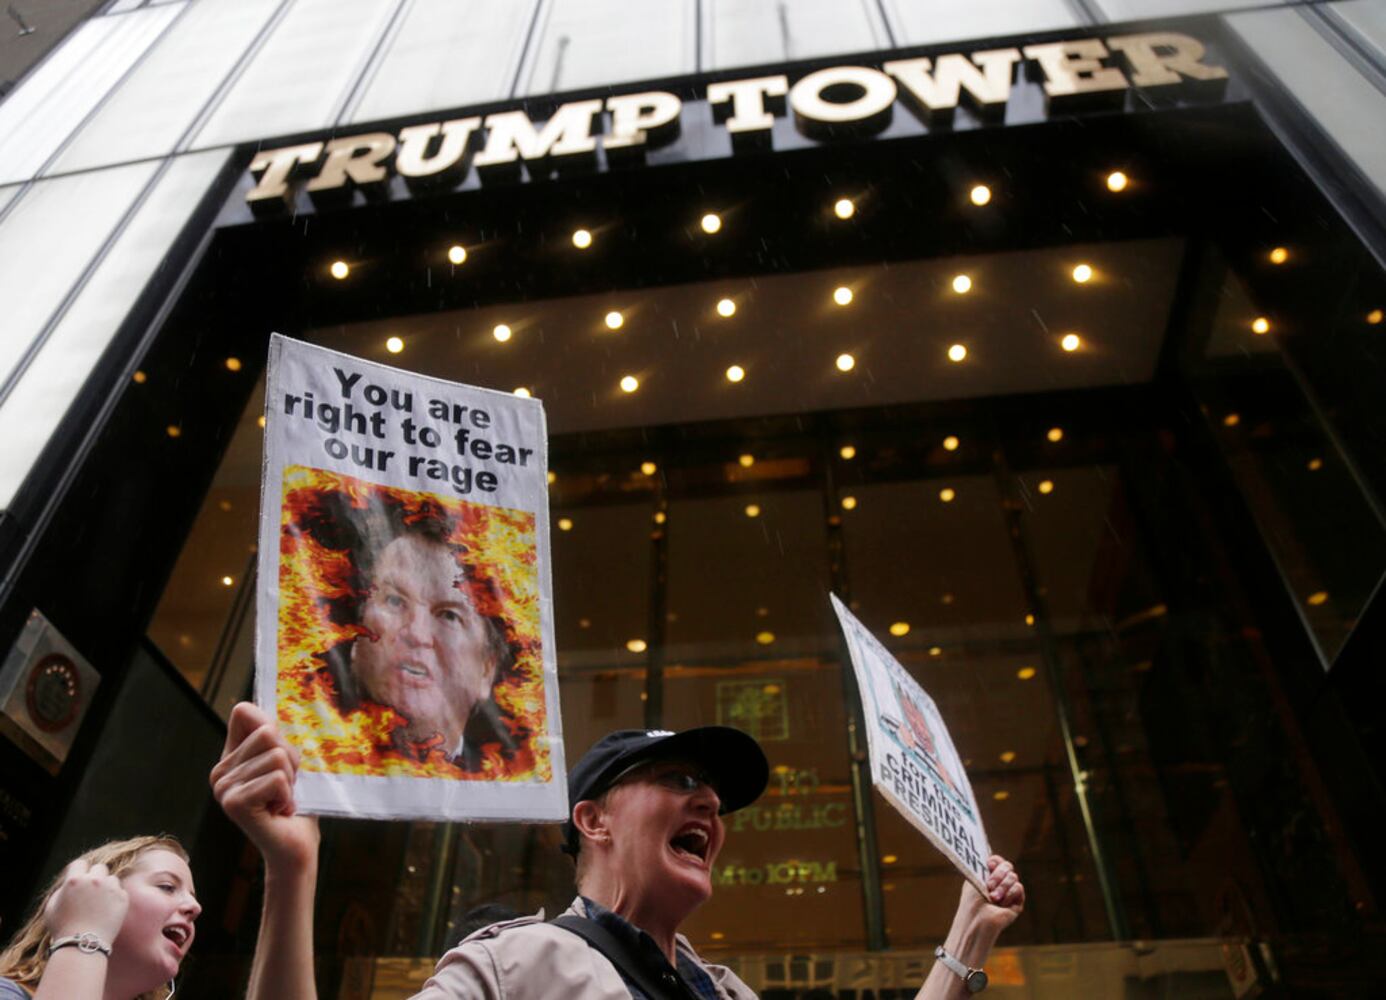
1184, 259, 1386, 663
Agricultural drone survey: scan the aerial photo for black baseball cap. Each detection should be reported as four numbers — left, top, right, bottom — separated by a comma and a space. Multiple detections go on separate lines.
561, 727, 769, 855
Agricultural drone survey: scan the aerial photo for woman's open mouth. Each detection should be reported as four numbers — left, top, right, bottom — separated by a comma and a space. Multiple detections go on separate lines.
670, 824, 711, 865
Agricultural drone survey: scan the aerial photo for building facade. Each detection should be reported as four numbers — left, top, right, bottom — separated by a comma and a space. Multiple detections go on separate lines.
1, 1, 1385, 997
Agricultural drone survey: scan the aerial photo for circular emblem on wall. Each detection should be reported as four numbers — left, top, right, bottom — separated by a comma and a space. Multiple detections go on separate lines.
25, 653, 81, 733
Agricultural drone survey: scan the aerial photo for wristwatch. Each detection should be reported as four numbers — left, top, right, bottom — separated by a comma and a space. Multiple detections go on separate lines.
48, 932, 112, 958
934, 945, 988, 993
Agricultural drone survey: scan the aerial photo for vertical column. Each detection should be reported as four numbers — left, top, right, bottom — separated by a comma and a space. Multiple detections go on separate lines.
820, 430, 887, 951
644, 463, 670, 729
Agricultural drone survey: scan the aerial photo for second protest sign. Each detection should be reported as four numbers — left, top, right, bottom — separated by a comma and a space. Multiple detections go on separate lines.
831, 594, 990, 893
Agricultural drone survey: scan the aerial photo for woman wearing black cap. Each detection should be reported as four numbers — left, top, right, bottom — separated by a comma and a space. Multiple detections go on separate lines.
216, 705, 1024, 999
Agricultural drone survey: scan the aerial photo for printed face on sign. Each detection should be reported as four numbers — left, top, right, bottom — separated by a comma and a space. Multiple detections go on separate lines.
277, 466, 549, 782
888, 678, 971, 820
352, 533, 504, 750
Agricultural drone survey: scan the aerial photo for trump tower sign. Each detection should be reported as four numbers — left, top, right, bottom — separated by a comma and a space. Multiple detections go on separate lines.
242, 31, 1230, 213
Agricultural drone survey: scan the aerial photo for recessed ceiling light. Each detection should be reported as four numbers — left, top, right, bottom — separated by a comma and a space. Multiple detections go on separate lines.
1368, 308, 1383, 325
1047, 426, 1064, 442
836, 352, 856, 372
738, 453, 754, 468
943, 435, 959, 451
654, 511, 667, 524
1038, 479, 1054, 494
969, 184, 991, 206
620, 375, 639, 393
1269, 246, 1288, 265
626, 638, 648, 652
952, 274, 972, 294
1251, 316, 1270, 335
929, 646, 942, 657
133, 370, 147, 384
1072, 263, 1093, 283
999, 750, 1016, 763
841, 495, 857, 510
572, 228, 592, 249
889, 622, 910, 637
756, 631, 775, 645
448, 245, 467, 264
701, 213, 722, 234
993, 790, 1010, 801
329, 260, 349, 280
1223, 413, 1240, 427
1017, 666, 1037, 680
221, 575, 234, 587
833, 286, 853, 306
744, 503, 761, 518
547, 470, 557, 484
1024, 613, 1035, 626
1307, 457, 1323, 471
386, 336, 404, 354
605, 310, 624, 330
717, 297, 736, 317
834, 198, 855, 219
166, 425, 181, 439
939, 487, 956, 503
493, 323, 512, 342
1060, 333, 1081, 352
1307, 591, 1328, 606
225, 357, 242, 372
839, 445, 856, 460
726, 364, 745, 383
558, 517, 573, 531
1106, 170, 1128, 192
256, 415, 266, 428
640, 461, 657, 476
948, 343, 967, 363
512, 386, 531, 398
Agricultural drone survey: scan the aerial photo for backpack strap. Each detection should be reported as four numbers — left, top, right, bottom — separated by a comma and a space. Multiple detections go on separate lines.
551, 914, 700, 1000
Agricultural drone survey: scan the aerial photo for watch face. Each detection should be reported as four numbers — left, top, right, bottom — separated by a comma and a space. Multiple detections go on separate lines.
966, 970, 989, 993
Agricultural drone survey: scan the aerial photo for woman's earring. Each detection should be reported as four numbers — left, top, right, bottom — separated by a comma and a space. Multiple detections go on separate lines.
166, 980, 177, 999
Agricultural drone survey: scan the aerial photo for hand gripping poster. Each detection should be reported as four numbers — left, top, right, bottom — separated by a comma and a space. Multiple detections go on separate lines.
830, 594, 989, 892
255, 334, 566, 822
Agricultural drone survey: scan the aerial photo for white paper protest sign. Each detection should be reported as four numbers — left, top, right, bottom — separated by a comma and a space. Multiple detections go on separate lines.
255, 334, 565, 822
830, 594, 989, 892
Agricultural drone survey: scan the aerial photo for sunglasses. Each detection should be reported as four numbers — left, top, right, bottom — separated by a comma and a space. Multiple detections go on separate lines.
607, 760, 719, 797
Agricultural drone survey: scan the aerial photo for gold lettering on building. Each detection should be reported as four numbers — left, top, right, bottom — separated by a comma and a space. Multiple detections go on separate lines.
713, 860, 839, 887
883, 49, 1020, 119
395, 118, 480, 180
245, 32, 1226, 207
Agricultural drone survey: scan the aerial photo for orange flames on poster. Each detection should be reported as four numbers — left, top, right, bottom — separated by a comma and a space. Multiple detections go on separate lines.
276, 466, 549, 782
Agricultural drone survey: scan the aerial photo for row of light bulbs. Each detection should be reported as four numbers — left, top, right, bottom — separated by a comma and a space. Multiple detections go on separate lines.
322, 170, 1134, 277
318, 164, 1381, 331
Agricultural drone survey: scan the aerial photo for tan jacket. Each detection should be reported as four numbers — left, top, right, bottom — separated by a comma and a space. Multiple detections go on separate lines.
412, 899, 758, 999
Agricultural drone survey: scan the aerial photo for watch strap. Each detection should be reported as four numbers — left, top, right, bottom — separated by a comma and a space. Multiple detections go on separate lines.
48, 932, 112, 957
934, 945, 985, 991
